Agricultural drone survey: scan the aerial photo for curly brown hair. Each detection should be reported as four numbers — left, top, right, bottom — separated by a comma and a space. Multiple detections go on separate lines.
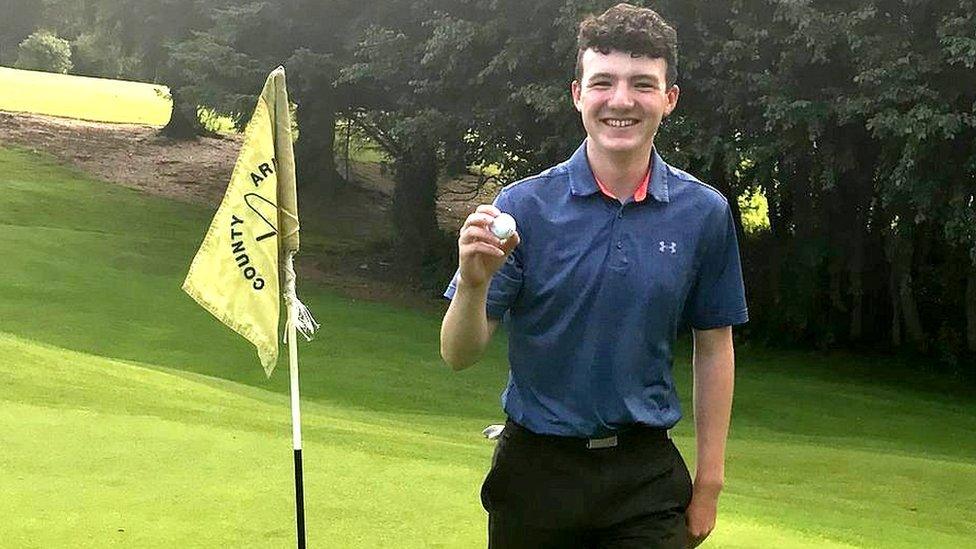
575, 3, 678, 86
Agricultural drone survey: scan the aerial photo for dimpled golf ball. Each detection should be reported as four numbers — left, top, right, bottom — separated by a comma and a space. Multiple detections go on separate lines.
491, 213, 517, 240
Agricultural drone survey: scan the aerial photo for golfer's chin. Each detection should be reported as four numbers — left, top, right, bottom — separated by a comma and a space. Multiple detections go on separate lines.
589, 133, 651, 158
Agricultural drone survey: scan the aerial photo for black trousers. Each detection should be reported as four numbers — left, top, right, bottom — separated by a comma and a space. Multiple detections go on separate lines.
482, 420, 693, 549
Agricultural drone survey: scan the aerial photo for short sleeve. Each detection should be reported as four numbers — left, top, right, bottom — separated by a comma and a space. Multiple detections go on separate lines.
685, 201, 748, 330
443, 190, 524, 320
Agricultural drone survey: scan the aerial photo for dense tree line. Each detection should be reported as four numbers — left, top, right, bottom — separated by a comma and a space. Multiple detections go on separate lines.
318, 0, 976, 367
3, 0, 974, 366
664, 0, 976, 367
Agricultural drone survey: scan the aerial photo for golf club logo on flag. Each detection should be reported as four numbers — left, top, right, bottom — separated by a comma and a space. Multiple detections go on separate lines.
182, 66, 317, 375
181, 66, 315, 549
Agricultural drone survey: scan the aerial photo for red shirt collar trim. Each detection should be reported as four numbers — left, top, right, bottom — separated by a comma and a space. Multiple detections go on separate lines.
593, 167, 651, 202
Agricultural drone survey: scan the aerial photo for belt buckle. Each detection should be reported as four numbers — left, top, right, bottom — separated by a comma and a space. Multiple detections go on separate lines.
586, 435, 618, 449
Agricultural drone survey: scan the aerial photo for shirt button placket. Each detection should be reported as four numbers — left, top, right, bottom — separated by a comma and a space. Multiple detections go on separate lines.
609, 205, 629, 271
617, 206, 625, 249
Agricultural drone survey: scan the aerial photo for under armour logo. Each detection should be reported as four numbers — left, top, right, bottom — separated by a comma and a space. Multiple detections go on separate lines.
659, 241, 677, 254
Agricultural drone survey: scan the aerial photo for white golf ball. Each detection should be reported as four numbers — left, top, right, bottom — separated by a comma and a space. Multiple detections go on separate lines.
491, 213, 517, 240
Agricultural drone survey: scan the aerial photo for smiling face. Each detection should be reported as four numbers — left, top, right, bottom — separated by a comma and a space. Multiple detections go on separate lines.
572, 48, 679, 162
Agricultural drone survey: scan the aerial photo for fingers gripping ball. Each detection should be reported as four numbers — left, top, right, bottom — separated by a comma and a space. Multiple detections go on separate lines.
491, 213, 517, 241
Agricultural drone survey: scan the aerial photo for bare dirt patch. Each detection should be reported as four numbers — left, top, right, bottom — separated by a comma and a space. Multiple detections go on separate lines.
0, 110, 495, 312
1, 111, 240, 205
0, 110, 498, 228
341, 158, 503, 232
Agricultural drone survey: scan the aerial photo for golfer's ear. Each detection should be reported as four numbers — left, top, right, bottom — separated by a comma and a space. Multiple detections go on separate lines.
664, 84, 680, 116
571, 80, 582, 111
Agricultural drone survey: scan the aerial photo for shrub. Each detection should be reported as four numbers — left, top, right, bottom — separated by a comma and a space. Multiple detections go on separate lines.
15, 30, 72, 74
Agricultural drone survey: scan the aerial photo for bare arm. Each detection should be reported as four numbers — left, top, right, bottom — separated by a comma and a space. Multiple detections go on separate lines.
440, 204, 519, 371
686, 325, 735, 547
440, 292, 499, 370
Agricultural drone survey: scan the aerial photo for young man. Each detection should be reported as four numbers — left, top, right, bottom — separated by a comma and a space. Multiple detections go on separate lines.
441, 4, 747, 547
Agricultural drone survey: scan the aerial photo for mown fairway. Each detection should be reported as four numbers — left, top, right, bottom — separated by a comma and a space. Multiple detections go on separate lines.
3, 62, 976, 545
0, 67, 171, 125
2, 145, 975, 548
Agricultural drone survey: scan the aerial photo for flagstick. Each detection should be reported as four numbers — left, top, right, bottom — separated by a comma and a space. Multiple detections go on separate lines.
288, 311, 306, 549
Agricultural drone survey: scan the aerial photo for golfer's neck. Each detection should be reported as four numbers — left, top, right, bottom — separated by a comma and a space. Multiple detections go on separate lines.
586, 140, 653, 198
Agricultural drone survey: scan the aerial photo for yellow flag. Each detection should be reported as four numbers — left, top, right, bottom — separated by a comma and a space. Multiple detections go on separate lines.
182, 66, 301, 376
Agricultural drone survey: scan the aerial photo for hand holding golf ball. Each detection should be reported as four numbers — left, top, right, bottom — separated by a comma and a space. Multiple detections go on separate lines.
490, 213, 517, 241
456, 205, 520, 288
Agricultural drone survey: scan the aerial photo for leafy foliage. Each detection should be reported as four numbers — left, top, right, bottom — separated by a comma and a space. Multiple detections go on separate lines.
658, 0, 976, 363
15, 30, 72, 74
0, 0, 42, 65
16, 0, 976, 363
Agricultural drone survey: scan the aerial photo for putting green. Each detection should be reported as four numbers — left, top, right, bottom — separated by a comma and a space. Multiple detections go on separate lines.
0, 146, 974, 547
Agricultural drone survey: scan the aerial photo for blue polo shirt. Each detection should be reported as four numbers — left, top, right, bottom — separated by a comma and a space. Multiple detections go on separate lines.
444, 141, 748, 437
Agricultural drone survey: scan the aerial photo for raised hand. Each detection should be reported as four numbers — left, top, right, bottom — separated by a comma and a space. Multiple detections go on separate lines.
457, 204, 520, 289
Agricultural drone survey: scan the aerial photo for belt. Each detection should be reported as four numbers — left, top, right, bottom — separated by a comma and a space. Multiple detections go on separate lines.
503, 419, 669, 450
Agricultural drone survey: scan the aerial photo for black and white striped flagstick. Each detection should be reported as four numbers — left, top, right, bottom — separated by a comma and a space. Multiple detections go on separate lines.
284, 253, 318, 549
287, 312, 306, 549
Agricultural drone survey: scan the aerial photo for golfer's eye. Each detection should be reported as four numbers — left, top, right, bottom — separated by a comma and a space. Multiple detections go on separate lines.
634, 82, 656, 90
590, 80, 611, 88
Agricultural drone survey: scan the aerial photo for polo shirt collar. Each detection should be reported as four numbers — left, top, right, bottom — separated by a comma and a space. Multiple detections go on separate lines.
567, 140, 670, 203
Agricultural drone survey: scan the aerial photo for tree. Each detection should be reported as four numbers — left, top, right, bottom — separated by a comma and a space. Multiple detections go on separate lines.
19, 0, 976, 363
15, 30, 72, 73
657, 0, 975, 364
164, 0, 375, 189
0, 0, 42, 65
341, 0, 598, 277
31, 0, 207, 135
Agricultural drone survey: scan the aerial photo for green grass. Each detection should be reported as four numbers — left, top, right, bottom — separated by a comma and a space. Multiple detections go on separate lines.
0, 146, 974, 548
0, 66, 238, 132
0, 66, 171, 125
335, 119, 391, 165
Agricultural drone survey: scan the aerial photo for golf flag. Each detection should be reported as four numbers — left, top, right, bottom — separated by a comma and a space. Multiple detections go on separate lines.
182, 66, 315, 376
